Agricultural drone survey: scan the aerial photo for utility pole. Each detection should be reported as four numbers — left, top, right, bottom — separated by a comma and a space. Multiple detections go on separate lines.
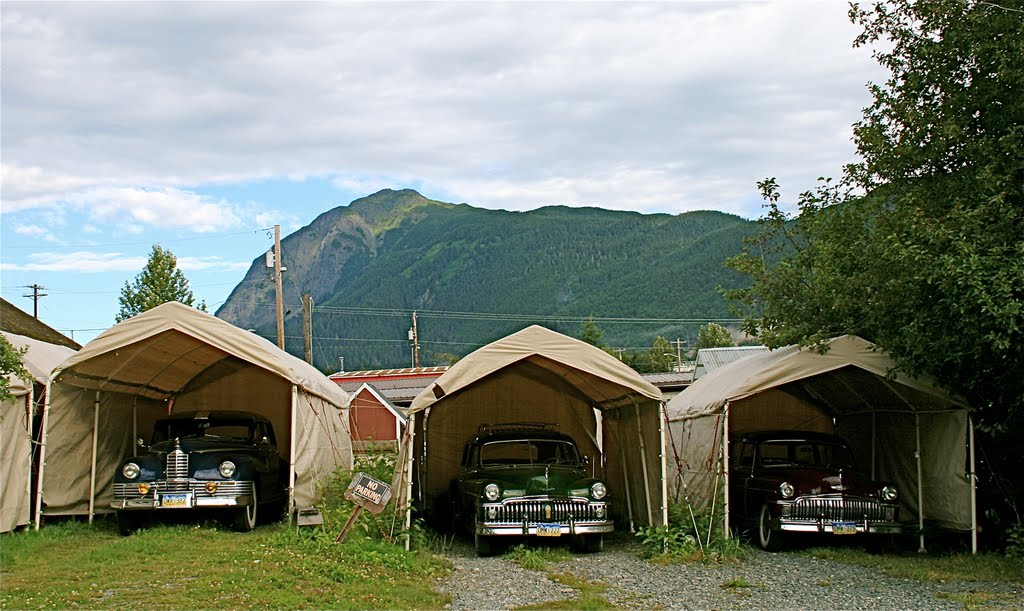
674, 338, 685, 371
22, 284, 47, 319
302, 293, 313, 365
409, 311, 420, 368
273, 225, 285, 350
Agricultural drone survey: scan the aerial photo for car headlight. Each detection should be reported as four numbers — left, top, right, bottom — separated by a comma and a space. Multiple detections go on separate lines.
881, 486, 898, 502
591, 482, 607, 500
219, 461, 236, 478
484, 483, 500, 501
122, 463, 140, 480
779, 482, 795, 499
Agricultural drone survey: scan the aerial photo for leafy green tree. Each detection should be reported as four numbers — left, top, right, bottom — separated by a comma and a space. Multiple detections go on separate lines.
620, 336, 677, 374
117, 245, 207, 322
727, 0, 1024, 432
696, 323, 735, 350
0, 335, 32, 402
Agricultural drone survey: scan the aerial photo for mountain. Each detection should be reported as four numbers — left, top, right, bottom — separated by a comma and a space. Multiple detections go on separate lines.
216, 189, 756, 370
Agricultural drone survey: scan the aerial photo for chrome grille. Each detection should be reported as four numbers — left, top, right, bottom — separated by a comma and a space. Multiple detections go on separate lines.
488, 499, 606, 525
113, 480, 253, 499
164, 448, 189, 491
788, 496, 891, 522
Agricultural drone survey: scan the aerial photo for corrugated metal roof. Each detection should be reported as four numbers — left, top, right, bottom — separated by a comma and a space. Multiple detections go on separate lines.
695, 346, 769, 373
329, 366, 448, 381
331, 367, 447, 404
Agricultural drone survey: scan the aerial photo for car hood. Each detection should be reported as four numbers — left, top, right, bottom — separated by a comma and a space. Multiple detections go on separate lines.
148, 437, 253, 455
769, 466, 884, 497
480, 466, 594, 495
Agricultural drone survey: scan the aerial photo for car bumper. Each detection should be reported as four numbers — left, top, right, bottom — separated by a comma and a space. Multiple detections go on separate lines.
111, 481, 254, 511
776, 518, 903, 535
477, 520, 614, 536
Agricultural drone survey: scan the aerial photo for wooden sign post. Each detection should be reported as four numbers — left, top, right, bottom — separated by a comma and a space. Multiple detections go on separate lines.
335, 472, 393, 543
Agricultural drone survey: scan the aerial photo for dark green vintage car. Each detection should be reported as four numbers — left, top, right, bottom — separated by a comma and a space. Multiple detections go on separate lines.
450, 424, 613, 556
111, 410, 287, 535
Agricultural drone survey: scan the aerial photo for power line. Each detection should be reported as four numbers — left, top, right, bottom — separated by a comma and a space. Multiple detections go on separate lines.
1, 227, 274, 251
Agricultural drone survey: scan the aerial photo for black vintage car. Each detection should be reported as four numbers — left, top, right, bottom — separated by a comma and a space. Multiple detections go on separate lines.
730, 430, 902, 551
450, 424, 613, 556
111, 410, 287, 535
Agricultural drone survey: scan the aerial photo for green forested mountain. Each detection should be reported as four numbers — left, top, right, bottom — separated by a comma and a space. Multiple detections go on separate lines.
216, 189, 756, 371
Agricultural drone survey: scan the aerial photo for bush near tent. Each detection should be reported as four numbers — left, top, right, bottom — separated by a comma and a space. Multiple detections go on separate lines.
38, 302, 352, 524
399, 325, 668, 532
665, 335, 976, 551
0, 332, 76, 533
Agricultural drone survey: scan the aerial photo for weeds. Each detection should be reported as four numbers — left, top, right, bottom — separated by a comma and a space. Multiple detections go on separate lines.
505, 544, 573, 571
636, 501, 747, 563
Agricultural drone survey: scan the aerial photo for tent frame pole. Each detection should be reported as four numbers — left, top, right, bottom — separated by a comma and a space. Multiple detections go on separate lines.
404, 413, 416, 551
634, 403, 654, 526
618, 426, 634, 532
870, 411, 877, 479
722, 402, 731, 539
288, 384, 298, 525
968, 415, 978, 555
915, 412, 925, 553
89, 391, 100, 524
34, 381, 53, 530
657, 402, 669, 528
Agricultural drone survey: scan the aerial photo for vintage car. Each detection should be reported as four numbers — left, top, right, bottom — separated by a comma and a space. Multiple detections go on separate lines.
450, 423, 613, 556
730, 430, 902, 551
111, 410, 287, 535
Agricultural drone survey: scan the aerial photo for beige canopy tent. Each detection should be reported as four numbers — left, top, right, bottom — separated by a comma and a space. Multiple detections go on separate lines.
665, 335, 976, 552
38, 302, 352, 525
1, 332, 77, 532
402, 325, 667, 532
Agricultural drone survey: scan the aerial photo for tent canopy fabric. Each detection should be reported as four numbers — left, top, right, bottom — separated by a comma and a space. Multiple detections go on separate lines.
407, 325, 667, 528
1, 332, 76, 532
665, 335, 973, 531
41, 302, 352, 517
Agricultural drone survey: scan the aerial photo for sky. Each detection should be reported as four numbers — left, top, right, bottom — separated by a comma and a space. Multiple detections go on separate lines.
1, 1, 887, 346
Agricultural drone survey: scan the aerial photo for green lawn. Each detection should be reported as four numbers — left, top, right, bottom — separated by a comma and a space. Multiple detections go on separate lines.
0, 517, 450, 610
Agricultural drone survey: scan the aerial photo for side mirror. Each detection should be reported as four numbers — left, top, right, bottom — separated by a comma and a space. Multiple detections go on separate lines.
261, 436, 270, 445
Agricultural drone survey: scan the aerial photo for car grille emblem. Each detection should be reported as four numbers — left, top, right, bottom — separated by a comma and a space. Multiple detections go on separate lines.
544, 505, 552, 520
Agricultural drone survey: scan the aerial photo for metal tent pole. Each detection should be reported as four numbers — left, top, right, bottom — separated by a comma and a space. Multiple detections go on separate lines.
34, 381, 53, 530
634, 403, 654, 525
968, 415, 978, 555
722, 403, 731, 539
915, 412, 925, 553
288, 385, 298, 525
88, 391, 100, 524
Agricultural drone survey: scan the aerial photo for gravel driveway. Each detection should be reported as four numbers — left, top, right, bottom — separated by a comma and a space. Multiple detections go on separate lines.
437, 533, 1024, 610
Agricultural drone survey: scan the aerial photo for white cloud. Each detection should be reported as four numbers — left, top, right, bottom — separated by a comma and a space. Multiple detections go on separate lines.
0, 1, 884, 218
0, 250, 251, 273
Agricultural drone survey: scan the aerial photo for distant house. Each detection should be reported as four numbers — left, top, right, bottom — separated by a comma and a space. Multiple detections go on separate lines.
692, 346, 769, 381
330, 367, 447, 451
641, 371, 692, 403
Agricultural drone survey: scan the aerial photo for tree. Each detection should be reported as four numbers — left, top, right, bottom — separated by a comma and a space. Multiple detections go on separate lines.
117, 245, 207, 322
579, 317, 605, 348
0, 335, 31, 402
696, 323, 735, 350
727, 0, 1024, 432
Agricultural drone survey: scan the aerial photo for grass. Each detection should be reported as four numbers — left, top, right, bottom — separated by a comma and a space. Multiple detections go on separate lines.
720, 577, 754, 589
515, 572, 617, 610
0, 517, 450, 610
799, 546, 1024, 583
505, 544, 573, 571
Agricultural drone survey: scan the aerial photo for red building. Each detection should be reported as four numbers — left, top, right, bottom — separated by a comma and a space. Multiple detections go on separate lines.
330, 367, 447, 452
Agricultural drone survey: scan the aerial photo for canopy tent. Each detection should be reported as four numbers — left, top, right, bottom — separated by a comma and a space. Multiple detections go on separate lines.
1, 332, 77, 532
38, 302, 352, 524
402, 325, 667, 532
665, 335, 976, 552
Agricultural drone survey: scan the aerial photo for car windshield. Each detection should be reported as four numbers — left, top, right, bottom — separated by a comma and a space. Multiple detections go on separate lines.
153, 419, 254, 443
479, 439, 580, 467
758, 440, 857, 470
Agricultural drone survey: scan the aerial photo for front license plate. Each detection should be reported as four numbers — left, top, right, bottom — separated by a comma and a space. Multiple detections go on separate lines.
832, 521, 857, 535
536, 523, 561, 537
160, 493, 192, 508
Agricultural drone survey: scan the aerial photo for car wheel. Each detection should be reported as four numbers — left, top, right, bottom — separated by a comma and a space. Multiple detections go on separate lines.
572, 533, 603, 553
117, 511, 145, 536
758, 504, 784, 552
232, 486, 258, 532
473, 515, 496, 557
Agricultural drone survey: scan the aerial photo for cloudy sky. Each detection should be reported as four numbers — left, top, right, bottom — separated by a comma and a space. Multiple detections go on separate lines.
1, 1, 886, 345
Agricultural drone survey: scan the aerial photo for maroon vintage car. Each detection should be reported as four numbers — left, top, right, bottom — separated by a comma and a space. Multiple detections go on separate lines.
730, 430, 902, 551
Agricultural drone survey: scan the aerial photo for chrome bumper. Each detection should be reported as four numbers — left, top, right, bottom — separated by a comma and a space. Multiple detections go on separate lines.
111, 480, 254, 511
111, 494, 253, 510
777, 518, 903, 535
477, 521, 614, 536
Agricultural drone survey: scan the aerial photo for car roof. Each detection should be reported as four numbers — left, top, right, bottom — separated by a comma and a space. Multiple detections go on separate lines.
156, 410, 269, 424
735, 430, 846, 444
468, 427, 575, 445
